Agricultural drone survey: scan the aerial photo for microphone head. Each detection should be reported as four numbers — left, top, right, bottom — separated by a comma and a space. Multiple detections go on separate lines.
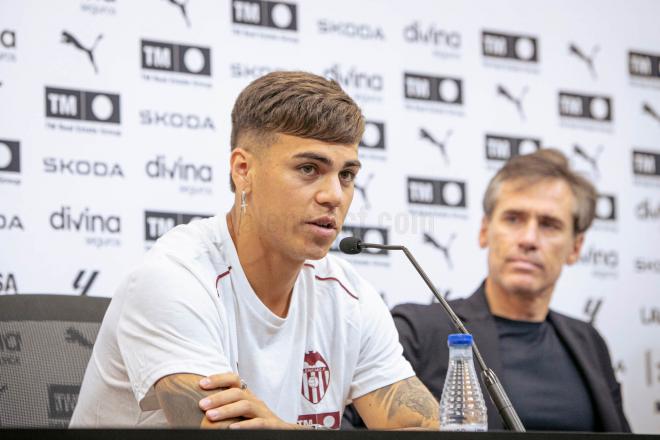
339, 237, 363, 255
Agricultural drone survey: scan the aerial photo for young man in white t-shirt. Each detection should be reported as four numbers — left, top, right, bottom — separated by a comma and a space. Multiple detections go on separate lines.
70, 71, 440, 430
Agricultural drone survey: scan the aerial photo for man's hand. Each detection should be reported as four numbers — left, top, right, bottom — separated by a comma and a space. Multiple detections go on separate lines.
352, 376, 440, 430
198, 373, 300, 430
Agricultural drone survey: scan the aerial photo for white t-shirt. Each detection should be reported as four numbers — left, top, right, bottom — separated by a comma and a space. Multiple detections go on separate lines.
70, 215, 414, 428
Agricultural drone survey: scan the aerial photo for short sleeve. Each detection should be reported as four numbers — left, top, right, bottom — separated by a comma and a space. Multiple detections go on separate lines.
348, 278, 415, 400
116, 253, 232, 409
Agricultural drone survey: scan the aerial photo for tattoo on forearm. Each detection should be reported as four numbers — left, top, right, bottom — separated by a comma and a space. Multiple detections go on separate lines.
373, 377, 439, 426
155, 375, 207, 428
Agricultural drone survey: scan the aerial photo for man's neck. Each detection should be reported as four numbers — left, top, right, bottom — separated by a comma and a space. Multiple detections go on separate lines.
484, 277, 552, 322
227, 211, 302, 318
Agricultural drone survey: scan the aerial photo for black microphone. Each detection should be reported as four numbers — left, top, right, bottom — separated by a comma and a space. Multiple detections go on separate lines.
339, 236, 362, 254
339, 236, 526, 432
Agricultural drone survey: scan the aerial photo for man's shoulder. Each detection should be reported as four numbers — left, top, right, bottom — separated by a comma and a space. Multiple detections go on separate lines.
149, 215, 228, 270
392, 296, 469, 321
548, 308, 605, 342
306, 253, 379, 304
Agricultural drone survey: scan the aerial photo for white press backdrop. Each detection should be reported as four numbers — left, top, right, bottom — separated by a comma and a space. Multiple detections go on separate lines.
1, 0, 659, 432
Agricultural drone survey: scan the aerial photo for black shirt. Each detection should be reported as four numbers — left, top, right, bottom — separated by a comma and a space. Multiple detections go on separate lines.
494, 315, 597, 431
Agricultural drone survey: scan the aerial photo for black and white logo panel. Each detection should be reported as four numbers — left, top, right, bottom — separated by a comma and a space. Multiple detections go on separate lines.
359, 121, 386, 150
407, 177, 466, 208
595, 194, 617, 221
632, 150, 660, 177
141, 40, 211, 76
482, 30, 538, 62
636, 199, 660, 221
332, 225, 389, 256
629, 50, 660, 80
558, 92, 612, 122
45, 87, 121, 124
0, 29, 16, 50
485, 134, 540, 161
0, 140, 20, 173
144, 210, 212, 242
48, 384, 80, 420
231, 0, 298, 31
404, 73, 462, 104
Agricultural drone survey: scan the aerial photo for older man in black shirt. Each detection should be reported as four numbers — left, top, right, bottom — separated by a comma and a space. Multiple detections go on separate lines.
391, 149, 630, 431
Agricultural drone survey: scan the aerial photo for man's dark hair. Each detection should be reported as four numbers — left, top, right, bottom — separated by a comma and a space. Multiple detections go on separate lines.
229, 71, 365, 191
483, 148, 597, 234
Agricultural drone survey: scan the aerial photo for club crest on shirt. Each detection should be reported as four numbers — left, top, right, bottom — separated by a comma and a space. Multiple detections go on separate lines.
301, 350, 330, 404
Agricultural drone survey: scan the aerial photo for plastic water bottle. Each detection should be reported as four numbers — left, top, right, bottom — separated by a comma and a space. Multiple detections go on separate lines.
439, 333, 488, 431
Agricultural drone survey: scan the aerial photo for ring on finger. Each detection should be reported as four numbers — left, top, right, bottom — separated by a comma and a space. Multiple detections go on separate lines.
240, 379, 248, 390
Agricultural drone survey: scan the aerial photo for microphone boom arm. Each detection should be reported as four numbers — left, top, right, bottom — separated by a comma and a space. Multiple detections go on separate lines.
358, 241, 526, 432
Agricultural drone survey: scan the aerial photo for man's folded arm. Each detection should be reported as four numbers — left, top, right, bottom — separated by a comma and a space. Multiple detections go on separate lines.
352, 376, 439, 430
154, 373, 240, 428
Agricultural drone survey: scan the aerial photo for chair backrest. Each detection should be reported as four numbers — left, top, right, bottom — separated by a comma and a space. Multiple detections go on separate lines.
0, 294, 110, 428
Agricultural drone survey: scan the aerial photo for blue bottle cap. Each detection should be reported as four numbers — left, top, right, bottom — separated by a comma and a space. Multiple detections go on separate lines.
447, 333, 473, 346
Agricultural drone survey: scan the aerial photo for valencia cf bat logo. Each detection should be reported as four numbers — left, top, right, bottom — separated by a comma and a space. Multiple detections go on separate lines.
301, 350, 330, 404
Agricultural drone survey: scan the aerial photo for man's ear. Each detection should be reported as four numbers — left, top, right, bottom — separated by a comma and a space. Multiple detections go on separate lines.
566, 232, 585, 265
478, 216, 490, 249
230, 147, 252, 192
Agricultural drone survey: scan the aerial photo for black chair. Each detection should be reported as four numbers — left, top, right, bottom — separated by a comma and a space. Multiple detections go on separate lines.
0, 295, 110, 428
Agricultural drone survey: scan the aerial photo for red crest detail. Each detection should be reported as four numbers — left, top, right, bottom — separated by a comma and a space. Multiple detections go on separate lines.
301, 350, 330, 404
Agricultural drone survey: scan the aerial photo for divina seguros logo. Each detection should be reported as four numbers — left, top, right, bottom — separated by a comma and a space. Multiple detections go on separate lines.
145, 155, 213, 183
403, 22, 460, 49
0, 29, 16, 63
49, 206, 121, 234
323, 64, 383, 92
